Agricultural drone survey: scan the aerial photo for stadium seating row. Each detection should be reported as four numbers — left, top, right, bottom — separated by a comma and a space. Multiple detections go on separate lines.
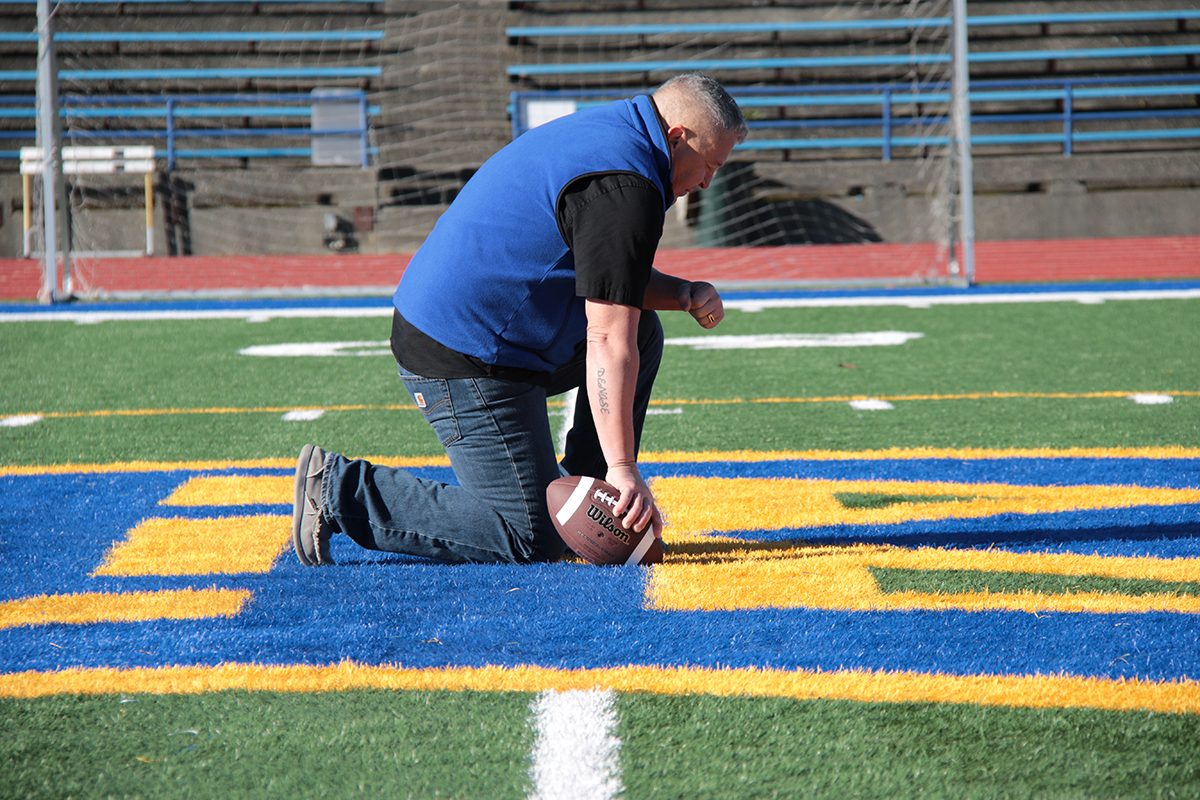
0, 0, 383, 165
511, 76, 1200, 159
506, 45, 1200, 79
506, 11, 1200, 43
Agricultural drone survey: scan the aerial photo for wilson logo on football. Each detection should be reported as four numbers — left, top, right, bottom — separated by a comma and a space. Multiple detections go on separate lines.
586, 503, 630, 543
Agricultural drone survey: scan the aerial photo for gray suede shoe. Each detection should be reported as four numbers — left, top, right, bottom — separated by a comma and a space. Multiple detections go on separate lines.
293, 444, 335, 566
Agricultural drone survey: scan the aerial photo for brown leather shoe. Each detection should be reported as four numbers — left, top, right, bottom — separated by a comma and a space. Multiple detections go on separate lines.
292, 444, 335, 566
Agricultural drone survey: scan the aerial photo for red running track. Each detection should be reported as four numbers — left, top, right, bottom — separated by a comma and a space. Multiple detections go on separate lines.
1, 236, 1198, 301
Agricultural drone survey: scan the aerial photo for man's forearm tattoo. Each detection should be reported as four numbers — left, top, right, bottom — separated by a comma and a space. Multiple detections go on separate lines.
596, 367, 611, 414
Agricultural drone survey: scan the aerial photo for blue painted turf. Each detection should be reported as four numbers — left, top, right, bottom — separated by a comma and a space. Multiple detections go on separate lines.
3, 459, 1197, 683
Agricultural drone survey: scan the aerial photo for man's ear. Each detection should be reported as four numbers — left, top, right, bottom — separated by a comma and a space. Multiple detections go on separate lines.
666, 125, 687, 150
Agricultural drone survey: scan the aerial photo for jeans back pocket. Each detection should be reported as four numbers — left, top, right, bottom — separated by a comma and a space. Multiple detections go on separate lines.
400, 373, 462, 448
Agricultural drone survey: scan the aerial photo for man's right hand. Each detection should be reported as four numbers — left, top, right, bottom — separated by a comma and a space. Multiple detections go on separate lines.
605, 462, 663, 539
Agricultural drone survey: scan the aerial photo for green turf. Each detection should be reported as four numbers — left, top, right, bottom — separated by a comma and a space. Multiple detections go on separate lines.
655, 299, 1199, 400
836, 492, 974, 509
0, 690, 535, 800
1, 298, 1197, 465
2, 294, 1199, 798
617, 694, 1200, 800
5, 689, 1198, 800
871, 567, 1200, 599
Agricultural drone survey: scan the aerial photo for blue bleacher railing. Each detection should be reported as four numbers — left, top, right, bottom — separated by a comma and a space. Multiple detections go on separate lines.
506, 11, 1200, 78
0, 93, 380, 167
510, 76, 1200, 160
1, 67, 383, 83
0, 0, 371, 4
0, 31, 384, 44
506, 45, 1200, 78
506, 11, 1200, 40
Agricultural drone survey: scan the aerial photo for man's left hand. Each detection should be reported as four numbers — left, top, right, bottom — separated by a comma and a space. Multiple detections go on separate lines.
677, 281, 724, 329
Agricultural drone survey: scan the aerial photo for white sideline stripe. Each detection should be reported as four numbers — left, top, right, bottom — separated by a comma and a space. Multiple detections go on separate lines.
555, 476, 594, 526
528, 689, 622, 800
727, 288, 1200, 312
665, 331, 924, 349
625, 531, 656, 566
3, 288, 1199, 324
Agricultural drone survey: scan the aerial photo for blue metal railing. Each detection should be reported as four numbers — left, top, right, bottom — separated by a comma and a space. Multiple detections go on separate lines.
1, 66, 383, 83
507, 45, 1200, 78
0, 31, 384, 44
0, 93, 379, 167
510, 76, 1200, 160
505, 11, 1200, 40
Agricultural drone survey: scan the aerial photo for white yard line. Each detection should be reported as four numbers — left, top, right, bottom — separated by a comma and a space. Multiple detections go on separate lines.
528, 688, 623, 800
726, 288, 1200, 312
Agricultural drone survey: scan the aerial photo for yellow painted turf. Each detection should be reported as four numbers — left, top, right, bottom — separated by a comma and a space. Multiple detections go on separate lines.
2, 446, 1198, 477
649, 542, 1200, 615
93, 515, 291, 576
1, 661, 1197, 714
0, 589, 250, 628
8, 389, 1198, 424
163, 475, 293, 506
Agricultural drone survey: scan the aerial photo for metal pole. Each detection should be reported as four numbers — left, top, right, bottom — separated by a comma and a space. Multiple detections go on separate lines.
951, 0, 976, 284
35, 0, 72, 299
22, 173, 33, 258
35, 0, 62, 302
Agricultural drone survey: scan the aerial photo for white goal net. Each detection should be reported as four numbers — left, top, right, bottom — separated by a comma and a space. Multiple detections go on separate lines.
7, 0, 965, 297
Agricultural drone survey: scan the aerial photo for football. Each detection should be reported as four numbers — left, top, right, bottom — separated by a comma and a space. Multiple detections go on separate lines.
546, 475, 664, 566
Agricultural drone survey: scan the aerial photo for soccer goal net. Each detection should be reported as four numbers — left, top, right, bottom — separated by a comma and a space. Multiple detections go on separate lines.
10, 0, 966, 298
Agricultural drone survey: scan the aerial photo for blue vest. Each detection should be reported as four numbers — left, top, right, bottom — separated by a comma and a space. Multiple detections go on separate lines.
393, 95, 673, 372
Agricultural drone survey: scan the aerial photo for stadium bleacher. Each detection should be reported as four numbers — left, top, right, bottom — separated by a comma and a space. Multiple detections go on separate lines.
512, 76, 1200, 160
0, 1, 384, 165
2, 1, 1197, 264
506, 8, 1200, 160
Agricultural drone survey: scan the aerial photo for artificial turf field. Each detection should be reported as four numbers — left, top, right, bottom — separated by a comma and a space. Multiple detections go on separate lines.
1, 281, 1198, 798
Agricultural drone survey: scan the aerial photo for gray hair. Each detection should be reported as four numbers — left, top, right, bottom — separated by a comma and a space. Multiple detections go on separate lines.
655, 73, 749, 143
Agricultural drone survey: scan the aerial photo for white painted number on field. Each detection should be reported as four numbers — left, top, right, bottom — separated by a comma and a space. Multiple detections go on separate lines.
0, 414, 42, 427
238, 341, 390, 357
282, 409, 326, 422
850, 399, 896, 411
664, 332, 924, 350
1129, 393, 1174, 405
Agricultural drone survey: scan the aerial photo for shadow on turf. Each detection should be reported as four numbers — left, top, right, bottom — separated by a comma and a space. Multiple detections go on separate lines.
664, 521, 1200, 564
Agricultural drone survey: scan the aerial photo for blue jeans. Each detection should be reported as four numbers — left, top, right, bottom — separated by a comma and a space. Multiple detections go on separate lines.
321, 311, 664, 564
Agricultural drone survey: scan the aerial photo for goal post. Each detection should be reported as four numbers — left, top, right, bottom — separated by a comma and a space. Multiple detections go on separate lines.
951, 0, 977, 283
